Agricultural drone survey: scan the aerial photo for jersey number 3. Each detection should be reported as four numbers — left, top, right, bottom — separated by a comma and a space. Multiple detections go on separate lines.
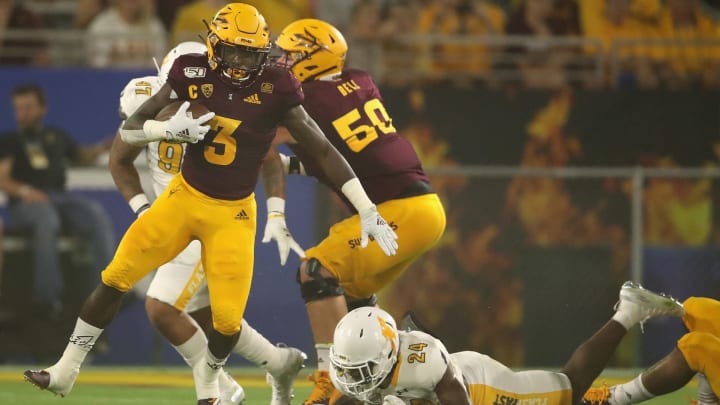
332, 98, 396, 153
203, 116, 242, 166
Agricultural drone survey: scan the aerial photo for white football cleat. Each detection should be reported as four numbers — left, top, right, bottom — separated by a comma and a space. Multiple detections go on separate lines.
266, 344, 307, 405
615, 281, 684, 330
219, 370, 245, 405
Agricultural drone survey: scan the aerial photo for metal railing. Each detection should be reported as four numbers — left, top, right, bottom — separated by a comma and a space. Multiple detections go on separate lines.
3, 165, 719, 284
3, 29, 720, 85
425, 165, 720, 283
378, 34, 605, 84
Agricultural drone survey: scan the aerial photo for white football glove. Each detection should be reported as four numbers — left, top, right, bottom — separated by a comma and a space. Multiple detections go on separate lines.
358, 205, 398, 256
382, 395, 407, 405
164, 101, 214, 143
262, 212, 305, 266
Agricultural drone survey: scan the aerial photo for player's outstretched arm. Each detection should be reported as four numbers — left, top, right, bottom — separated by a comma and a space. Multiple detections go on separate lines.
280, 105, 398, 256
108, 134, 148, 216
434, 366, 472, 405
261, 145, 305, 265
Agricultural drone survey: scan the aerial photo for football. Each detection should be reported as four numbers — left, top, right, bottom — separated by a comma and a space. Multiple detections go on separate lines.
155, 101, 211, 122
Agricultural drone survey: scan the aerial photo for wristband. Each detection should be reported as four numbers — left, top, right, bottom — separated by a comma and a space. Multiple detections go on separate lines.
142, 119, 170, 141
267, 197, 285, 216
340, 178, 374, 213
129, 193, 151, 216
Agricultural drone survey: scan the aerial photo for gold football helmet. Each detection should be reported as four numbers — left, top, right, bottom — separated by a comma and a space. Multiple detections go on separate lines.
274, 18, 347, 82
205, 3, 271, 86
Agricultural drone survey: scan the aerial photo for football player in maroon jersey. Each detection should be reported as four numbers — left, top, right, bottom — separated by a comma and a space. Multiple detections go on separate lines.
271, 19, 446, 405
24, 4, 397, 405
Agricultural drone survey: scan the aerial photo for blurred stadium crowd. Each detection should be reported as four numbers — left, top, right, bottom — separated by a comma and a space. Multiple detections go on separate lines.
1, 0, 719, 89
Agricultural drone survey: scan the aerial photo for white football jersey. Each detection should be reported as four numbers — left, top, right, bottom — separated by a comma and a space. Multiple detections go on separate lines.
372, 330, 459, 404
119, 76, 186, 198
364, 330, 572, 405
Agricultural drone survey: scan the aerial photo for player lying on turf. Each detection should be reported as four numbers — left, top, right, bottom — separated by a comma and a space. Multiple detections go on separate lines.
327, 282, 684, 405
582, 296, 720, 405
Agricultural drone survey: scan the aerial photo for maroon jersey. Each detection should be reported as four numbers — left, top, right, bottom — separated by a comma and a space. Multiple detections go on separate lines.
288, 69, 428, 209
168, 55, 303, 200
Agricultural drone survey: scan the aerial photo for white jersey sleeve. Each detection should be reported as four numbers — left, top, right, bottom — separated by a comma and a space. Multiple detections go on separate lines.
119, 76, 185, 197
379, 331, 456, 404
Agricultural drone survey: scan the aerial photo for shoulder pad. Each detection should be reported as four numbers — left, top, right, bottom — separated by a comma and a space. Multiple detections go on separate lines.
119, 76, 161, 119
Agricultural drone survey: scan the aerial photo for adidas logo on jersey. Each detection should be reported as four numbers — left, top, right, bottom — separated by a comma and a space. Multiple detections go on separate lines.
235, 209, 249, 220
243, 94, 261, 104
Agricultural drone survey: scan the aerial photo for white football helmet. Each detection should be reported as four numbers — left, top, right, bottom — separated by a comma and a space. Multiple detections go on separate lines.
329, 307, 400, 401
158, 41, 207, 86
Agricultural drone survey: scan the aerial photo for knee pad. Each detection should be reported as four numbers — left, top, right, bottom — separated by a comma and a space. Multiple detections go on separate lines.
298, 258, 344, 303
346, 294, 378, 311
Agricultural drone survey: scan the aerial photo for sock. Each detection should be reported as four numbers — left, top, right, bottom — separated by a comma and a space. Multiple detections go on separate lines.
609, 375, 655, 405
194, 348, 227, 400
232, 319, 283, 373
45, 318, 103, 392
316, 343, 332, 372
698, 373, 720, 405
612, 309, 637, 331
53, 318, 103, 371
173, 326, 207, 368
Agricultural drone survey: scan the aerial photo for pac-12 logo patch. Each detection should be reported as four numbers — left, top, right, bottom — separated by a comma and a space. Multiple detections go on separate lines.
201, 84, 214, 98
184, 67, 207, 78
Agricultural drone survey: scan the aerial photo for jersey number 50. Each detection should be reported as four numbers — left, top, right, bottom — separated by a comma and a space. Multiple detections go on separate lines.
332, 98, 396, 153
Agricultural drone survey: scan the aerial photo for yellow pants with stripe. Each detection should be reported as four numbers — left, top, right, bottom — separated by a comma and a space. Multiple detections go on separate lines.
101, 174, 256, 335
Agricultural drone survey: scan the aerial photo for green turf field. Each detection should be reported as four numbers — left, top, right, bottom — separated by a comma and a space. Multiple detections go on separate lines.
0, 366, 697, 404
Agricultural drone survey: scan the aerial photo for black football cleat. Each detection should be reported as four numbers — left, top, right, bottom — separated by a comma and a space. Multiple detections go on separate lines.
23, 370, 58, 396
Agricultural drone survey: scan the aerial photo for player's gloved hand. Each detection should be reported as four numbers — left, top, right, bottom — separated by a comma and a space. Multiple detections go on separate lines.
262, 198, 305, 265
359, 205, 398, 256
164, 101, 214, 144
382, 395, 406, 405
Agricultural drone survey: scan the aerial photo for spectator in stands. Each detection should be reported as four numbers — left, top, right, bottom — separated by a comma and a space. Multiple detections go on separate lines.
377, 0, 427, 86
0, 84, 115, 320
505, 0, 580, 88
346, 0, 384, 79
0, 0, 50, 66
315, 0, 356, 33
579, 0, 660, 89
243, 0, 313, 34
655, 0, 720, 88
169, 0, 226, 47
74, 0, 107, 29
155, 0, 193, 31
85, 0, 166, 68
417, 0, 506, 84
171, 0, 312, 47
